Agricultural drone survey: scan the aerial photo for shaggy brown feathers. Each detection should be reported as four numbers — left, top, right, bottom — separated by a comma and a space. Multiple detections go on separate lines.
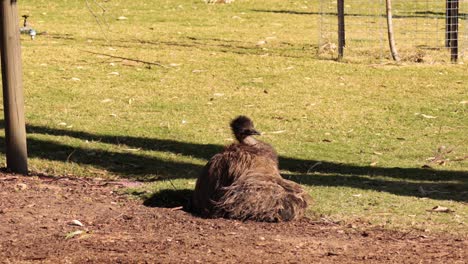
191, 116, 310, 222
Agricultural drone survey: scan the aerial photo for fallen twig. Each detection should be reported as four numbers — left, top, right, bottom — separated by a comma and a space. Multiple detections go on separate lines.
453, 155, 468, 162
170, 206, 184, 211
80, 50, 169, 68
66, 149, 77, 163
0, 177, 19, 181
306, 162, 322, 174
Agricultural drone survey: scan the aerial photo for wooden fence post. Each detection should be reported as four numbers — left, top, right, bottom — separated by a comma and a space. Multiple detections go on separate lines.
449, 0, 459, 62
337, 0, 345, 60
0, 0, 28, 174
446, 0, 450, 48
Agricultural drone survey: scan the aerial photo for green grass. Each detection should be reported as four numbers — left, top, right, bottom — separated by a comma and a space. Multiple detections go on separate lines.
2, 0, 466, 233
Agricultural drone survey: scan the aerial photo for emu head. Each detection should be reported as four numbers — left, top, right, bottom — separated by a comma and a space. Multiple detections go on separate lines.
230, 116, 260, 143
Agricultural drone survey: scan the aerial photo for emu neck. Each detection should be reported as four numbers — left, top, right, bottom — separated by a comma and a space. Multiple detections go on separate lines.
241, 135, 258, 145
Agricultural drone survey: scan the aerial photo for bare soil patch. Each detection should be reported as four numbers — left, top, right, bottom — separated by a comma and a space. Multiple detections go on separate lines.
0, 173, 466, 263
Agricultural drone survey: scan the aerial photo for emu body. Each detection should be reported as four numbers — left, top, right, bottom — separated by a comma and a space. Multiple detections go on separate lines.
192, 116, 310, 222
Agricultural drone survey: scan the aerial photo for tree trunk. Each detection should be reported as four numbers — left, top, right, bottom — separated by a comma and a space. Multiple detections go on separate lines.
385, 0, 400, 61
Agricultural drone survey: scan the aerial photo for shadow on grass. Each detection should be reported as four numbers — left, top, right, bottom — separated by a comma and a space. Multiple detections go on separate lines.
251, 9, 468, 20
279, 157, 467, 183
286, 173, 467, 202
0, 122, 466, 201
85, 35, 317, 60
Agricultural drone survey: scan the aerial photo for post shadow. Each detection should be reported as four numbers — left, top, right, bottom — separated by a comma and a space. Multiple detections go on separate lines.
251, 9, 467, 20
251, 9, 468, 20
85, 35, 316, 60
20, 122, 468, 183
23, 123, 222, 161
279, 157, 468, 183
285, 173, 467, 202
0, 121, 466, 201
0, 135, 203, 181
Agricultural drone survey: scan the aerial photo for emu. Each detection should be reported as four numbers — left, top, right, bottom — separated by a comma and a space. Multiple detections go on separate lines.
191, 116, 310, 222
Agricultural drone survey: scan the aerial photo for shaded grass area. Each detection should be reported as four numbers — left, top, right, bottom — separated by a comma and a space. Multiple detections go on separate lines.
252, 9, 468, 19
1, 122, 466, 203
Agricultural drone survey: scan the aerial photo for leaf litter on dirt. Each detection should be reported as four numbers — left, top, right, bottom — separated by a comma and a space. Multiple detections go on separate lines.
15, 183, 28, 191
65, 230, 84, 240
69, 220, 84, 227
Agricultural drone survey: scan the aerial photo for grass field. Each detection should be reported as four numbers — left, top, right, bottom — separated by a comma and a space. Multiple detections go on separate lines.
2, 0, 466, 233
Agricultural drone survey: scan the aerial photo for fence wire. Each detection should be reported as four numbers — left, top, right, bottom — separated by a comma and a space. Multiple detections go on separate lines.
318, 0, 468, 63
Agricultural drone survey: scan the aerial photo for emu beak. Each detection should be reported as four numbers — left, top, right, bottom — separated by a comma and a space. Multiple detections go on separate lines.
248, 129, 261, 136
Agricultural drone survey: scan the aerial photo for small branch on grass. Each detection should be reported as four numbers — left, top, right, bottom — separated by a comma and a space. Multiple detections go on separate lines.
168, 178, 179, 191
80, 50, 169, 68
453, 155, 468, 162
66, 149, 77, 163
306, 161, 322, 174
424, 146, 456, 167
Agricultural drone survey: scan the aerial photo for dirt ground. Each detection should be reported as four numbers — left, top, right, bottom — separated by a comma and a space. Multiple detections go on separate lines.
0, 173, 466, 264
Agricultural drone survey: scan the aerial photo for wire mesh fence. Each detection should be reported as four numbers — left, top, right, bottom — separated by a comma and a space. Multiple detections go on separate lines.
318, 0, 468, 63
